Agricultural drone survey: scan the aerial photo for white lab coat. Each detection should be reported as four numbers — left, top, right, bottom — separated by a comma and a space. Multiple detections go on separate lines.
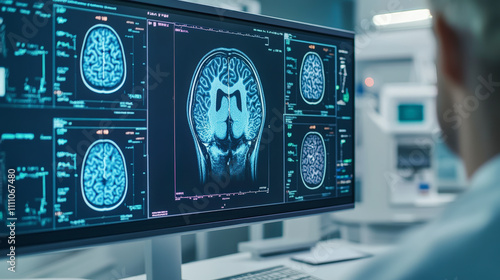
349, 155, 500, 280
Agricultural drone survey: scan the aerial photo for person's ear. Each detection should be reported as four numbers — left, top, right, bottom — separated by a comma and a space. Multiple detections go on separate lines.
434, 14, 464, 85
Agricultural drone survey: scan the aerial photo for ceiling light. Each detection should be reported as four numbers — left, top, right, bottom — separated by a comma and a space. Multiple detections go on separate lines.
373, 9, 432, 27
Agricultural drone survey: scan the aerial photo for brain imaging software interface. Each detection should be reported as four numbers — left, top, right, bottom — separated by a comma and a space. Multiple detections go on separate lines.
0, 0, 354, 234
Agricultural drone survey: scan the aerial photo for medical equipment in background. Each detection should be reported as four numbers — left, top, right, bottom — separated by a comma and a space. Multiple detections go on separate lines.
333, 84, 459, 244
434, 141, 467, 193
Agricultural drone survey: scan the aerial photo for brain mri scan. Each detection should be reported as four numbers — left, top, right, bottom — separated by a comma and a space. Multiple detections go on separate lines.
187, 48, 265, 183
300, 132, 326, 190
300, 52, 325, 105
80, 24, 126, 94
81, 139, 127, 211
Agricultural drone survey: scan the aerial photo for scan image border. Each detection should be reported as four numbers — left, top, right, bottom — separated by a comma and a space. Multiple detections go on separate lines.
186, 47, 266, 183
299, 51, 325, 105
300, 131, 327, 190
80, 139, 128, 212
80, 24, 127, 94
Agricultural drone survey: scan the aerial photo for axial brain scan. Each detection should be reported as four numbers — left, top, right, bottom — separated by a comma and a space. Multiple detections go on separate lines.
300, 132, 326, 190
81, 139, 127, 211
187, 48, 265, 183
300, 52, 325, 105
81, 24, 126, 94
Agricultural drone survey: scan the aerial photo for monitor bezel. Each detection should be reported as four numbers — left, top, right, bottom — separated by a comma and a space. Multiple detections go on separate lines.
3, 0, 355, 254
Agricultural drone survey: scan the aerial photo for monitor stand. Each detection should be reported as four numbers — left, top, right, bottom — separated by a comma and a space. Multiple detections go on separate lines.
145, 235, 182, 280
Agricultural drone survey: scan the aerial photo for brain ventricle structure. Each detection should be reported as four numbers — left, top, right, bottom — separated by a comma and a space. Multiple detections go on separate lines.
300, 52, 325, 105
300, 132, 327, 190
81, 139, 127, 211
187, 48, 265, 182
81, 24, 126, 94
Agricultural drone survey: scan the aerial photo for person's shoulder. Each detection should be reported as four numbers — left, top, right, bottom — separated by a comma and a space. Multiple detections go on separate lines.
350, 185, 500, 280
438, 171, 500, 226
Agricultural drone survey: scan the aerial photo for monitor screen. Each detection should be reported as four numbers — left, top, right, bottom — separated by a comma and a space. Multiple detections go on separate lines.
398, 104, 424, 123
0, 0, 355, 252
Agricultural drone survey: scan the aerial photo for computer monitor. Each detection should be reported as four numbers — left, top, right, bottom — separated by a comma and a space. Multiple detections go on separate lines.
0, 0, 354, 277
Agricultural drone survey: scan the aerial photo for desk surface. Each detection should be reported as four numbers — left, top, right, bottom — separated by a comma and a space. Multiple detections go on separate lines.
123, 240, 393, 280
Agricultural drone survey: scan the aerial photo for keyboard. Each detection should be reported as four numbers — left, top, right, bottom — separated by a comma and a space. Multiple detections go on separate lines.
216, 265, 321, 280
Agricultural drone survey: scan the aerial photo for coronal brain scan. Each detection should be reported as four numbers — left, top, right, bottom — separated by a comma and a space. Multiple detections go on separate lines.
300, 52, 325, 105
81, 139, 127, 211
300, 132, 327, 190
187, 48, 265, 183
80, 24, 126, 94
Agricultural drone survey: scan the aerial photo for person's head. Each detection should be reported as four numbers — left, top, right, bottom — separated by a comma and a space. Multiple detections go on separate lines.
429, 0, 500, 176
